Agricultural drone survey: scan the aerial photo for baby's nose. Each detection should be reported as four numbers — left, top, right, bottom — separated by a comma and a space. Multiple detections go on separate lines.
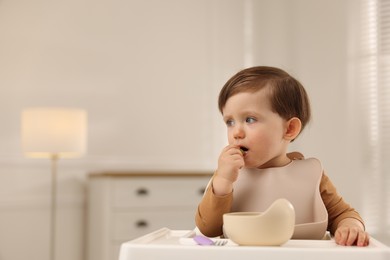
233, 125, 245, 139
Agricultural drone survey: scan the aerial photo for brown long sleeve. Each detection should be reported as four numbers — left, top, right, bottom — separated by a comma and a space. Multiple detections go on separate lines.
195, 175, 233, 237
195, 172, 365, 237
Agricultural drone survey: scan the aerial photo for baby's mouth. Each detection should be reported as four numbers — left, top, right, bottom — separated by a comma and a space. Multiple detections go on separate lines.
240, 146, 249, 155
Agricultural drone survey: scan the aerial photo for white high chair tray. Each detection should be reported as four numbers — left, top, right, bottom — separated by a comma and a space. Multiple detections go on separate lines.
119, 228, 390, 260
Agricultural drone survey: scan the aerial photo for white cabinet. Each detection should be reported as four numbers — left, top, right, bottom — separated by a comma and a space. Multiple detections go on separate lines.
87, 172, 211, 260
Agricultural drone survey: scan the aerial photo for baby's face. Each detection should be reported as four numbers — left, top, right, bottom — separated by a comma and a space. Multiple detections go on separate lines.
222, 89, 291, 168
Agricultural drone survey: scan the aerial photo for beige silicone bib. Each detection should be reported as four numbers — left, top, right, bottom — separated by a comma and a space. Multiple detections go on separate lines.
231, 158, 328, 239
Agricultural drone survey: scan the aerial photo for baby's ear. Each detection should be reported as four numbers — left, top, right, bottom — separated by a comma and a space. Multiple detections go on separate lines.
284, 117, 302, 141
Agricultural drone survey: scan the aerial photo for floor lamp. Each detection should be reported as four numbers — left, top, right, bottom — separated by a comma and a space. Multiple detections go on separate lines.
21, 108, 87, 260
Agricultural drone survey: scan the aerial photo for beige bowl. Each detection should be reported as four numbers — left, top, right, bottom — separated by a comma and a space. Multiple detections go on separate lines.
223, 199, 295, 246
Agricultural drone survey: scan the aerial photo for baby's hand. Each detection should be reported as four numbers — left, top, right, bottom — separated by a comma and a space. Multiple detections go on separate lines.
334, 219, 369, 247
217, 145, 245, 182
212, 145, 244, 196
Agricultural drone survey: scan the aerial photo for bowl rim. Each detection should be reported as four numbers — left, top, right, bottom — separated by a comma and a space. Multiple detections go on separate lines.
223, 212, 263, 218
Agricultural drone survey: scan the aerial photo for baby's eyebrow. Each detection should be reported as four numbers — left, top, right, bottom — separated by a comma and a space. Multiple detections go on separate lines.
222, 114, 232, 121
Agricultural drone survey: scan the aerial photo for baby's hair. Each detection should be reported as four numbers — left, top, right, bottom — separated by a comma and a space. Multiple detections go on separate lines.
218, 66, 311, 133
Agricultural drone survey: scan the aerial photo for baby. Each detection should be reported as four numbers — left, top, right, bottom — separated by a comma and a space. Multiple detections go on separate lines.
195, 66, 369, 246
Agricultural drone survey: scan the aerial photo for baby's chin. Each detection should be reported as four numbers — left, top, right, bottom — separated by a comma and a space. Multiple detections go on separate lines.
241, 160, 260, 169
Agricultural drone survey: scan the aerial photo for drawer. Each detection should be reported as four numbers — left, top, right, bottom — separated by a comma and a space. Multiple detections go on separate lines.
111, 177, 209, 208
112, 209, 197, 241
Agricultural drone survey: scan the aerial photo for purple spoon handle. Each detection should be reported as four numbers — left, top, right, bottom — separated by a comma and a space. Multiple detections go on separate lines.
193, 235, 214, 246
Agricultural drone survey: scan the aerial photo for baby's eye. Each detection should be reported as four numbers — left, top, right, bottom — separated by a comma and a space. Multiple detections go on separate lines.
246, 117, 256, 124
226, 119, 235, 127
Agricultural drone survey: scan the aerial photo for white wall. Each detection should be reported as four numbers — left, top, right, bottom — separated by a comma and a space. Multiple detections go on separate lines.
0, 1, 246, 259
0, 0, 385, 260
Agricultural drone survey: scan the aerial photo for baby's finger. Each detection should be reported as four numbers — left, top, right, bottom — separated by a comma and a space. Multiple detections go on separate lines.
229, 148, 244, 157
357, 231, 370, 247
346, 228, 358, 246
230, 154, 245, 166
222, 145, 240, 154
236, 157, 245, 169
335, 228, 348, 246
364, 233, 370, 246
221, 145, 236, 154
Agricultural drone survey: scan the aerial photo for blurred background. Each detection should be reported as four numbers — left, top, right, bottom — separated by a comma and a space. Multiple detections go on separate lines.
0, 0, 389, 259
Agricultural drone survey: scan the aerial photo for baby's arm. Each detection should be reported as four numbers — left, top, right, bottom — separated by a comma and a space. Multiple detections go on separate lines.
320, 173, 369, 246
195, 145, 243, 236
195, 176, 233, 237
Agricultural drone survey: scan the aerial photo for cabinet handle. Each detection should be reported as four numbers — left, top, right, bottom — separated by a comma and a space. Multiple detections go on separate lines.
135, 220, 148, 228
136, 188, 149, 196
198, 187, 206, 195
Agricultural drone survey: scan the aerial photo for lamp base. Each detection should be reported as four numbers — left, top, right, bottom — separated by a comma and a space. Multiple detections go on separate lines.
50, 155, 59, 260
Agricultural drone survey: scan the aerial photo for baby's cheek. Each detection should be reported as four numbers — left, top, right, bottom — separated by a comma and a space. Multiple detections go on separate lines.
226, 130, 233, 143
253, 135, 271, 149
227, 134, 238, 145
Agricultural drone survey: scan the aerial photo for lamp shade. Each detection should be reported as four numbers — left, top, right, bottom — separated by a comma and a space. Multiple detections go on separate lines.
21, 108, 87, 158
